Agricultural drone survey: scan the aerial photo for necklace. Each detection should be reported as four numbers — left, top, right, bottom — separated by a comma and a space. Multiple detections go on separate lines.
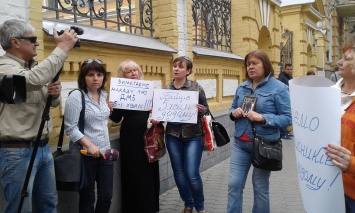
341, 90, 351, 95
341, 84, 355, 95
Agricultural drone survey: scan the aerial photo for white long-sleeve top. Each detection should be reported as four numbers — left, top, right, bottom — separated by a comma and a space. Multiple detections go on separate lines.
64, 89, 111, 152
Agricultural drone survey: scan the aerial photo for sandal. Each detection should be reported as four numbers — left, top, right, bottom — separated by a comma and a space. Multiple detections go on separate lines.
182, 207, 193, 213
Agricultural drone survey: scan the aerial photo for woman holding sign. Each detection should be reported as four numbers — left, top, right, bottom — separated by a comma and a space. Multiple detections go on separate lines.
326, 45, 355, 213
227, 50, 292, 213
110, 60, 160, 213
162, 56, 208, 213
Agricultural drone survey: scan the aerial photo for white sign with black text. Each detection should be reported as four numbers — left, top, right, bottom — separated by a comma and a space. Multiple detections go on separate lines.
152, 89, 198, 123
109, 78, 154, 111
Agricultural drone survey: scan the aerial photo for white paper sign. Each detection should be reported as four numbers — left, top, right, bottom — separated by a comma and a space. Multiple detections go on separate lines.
152, 89, 198, 123
109, 78, 154, 111
289, 76, 345, 213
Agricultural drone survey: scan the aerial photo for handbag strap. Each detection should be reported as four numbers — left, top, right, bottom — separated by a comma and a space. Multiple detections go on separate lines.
251, 122, 257, 137
57, 89, 85, 151
206, 108, 215, 121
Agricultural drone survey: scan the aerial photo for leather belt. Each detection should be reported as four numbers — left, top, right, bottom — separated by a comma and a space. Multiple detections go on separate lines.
0, 138, 49, 148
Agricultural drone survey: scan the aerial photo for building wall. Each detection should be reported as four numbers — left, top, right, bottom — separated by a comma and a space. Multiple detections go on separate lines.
0, 0, 292, 211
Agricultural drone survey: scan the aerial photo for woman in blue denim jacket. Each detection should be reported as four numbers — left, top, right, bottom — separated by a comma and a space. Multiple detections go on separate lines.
227, 50, 292, 213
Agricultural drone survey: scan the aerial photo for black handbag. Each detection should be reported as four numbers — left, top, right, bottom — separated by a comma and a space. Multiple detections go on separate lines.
53, 90, 88, 191
207, 109, 230, 147
251, 123, 282, 171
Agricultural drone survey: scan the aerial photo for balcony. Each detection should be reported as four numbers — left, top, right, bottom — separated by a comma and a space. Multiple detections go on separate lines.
335, 0, 355, 18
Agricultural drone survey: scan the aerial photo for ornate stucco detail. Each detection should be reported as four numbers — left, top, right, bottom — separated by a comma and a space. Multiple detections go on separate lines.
223, 69, 240, 76
194, 68, 219, 75
307, 27, 313, 45
259, 0, 271, 28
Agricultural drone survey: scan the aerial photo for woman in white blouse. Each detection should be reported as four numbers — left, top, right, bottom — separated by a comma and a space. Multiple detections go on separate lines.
64, 59, 114, 213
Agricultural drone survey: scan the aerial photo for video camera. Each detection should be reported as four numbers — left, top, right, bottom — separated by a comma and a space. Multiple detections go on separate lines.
0, 75, 26, 104
57, 26, 84, 48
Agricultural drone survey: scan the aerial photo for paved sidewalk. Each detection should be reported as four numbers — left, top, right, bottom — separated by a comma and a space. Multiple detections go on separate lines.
159, 139, 305, 213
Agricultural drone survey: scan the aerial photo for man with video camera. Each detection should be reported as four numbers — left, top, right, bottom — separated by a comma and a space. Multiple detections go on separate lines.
0, 19, 77, 212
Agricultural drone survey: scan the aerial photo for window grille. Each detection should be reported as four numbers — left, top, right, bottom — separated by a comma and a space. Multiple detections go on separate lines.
192, 0, 231, 51
42, 0, 153, 36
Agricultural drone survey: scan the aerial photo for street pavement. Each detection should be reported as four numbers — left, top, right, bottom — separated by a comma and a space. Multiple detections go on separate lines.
159, 138, 305, 213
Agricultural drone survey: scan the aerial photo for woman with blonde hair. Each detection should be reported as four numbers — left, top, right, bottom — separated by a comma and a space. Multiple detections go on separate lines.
110, 60, 160, 213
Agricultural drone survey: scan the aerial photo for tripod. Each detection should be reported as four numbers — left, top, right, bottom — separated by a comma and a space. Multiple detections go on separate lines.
17, 68, 62, 213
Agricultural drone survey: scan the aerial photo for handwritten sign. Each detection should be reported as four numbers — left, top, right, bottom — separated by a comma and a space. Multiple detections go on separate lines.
109, 78, 154, 111
289, 76, 344, 213
152, 89, 198, 123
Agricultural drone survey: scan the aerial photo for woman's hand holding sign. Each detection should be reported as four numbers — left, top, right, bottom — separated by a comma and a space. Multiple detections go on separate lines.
325, 144, 351, 172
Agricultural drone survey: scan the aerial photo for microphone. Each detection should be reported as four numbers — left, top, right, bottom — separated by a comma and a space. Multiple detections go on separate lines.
80, 149, 119, 161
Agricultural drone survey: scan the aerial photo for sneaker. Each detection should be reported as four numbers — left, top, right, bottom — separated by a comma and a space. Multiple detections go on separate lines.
281, 134, 292, 140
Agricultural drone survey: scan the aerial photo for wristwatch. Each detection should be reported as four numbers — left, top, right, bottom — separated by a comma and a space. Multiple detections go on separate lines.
261, 115, 266, 125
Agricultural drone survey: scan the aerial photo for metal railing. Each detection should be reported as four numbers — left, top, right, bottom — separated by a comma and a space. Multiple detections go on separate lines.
192, 0, 231, 51
42, 0, 153, 36
280, 29, 293, 71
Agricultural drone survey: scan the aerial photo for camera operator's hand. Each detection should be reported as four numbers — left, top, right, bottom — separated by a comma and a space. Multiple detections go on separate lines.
48, 80, 62, 98
53, 28, 78, 53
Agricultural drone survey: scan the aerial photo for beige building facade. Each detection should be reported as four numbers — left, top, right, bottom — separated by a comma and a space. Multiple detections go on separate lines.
0, 1, 352, 143
279, 0, 355, 77
1, 0, 285, 143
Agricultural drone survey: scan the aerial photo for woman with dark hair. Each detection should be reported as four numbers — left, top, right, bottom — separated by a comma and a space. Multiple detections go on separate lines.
110, 60, 160, 213
162, 56, 208, 213
64, 59, 114, 213
227, 50, 292, 213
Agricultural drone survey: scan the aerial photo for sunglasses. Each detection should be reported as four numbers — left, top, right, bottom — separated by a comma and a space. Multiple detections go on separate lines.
84, 59, 103, 64
182, 56, 192, 63
15, 36, 37, 44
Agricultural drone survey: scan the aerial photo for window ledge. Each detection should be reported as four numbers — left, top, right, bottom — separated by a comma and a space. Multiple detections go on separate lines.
42, 19, 177, 54
192, 46, 244, 60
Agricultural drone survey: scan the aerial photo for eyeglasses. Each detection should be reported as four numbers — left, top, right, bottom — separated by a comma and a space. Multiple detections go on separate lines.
15, 36, 37, 44
84, 59, 103, 64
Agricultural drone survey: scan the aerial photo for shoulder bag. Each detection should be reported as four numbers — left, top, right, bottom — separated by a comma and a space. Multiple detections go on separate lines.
143, 114, 166, 163
208, 108, 230, 147
53, 90, 88, 191
251, 122, 282, 171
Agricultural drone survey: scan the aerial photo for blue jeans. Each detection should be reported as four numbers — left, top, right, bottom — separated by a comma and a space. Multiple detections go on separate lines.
0, 144, 57, 213
227, 138, 271, 213
346, 195, 355, 213
79, 156, 114, 213
166, 134, 205, 212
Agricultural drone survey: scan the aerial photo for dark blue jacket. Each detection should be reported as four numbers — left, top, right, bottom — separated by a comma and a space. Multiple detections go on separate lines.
278, 71, 292, 86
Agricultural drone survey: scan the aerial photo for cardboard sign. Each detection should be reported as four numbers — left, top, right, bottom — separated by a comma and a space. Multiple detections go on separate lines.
109, 78, 154, 111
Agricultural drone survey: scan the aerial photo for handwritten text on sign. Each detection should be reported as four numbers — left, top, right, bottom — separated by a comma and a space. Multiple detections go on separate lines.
109, 78, 154, 111
289, 76, 344, 213
152, 89, 198, 123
